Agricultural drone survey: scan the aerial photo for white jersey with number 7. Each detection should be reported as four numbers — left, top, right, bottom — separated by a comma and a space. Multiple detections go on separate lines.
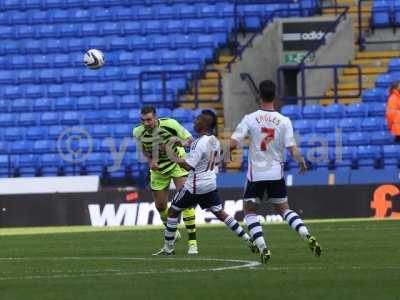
231, 109, 296, 182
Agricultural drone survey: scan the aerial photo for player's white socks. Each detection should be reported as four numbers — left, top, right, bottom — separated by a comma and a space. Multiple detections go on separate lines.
224, 215, 250, 241
164, 217, 179, 249
282, 209, 309, 239
245, 213, 267, 251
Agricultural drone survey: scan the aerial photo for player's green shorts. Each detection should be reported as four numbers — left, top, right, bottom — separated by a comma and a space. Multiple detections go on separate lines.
150, 164, 188, 191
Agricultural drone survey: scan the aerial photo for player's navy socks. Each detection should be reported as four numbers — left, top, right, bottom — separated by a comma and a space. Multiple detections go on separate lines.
244, 213, 267, 251
224, 215, 250, 241
164, 217, 179, 249
282, 209, 309, 239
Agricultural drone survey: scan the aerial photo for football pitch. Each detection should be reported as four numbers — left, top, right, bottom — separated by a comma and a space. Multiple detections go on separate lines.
0, 219, 399, 300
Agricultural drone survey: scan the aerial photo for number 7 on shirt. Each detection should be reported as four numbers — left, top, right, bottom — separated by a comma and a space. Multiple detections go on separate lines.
260, 127, 275, 151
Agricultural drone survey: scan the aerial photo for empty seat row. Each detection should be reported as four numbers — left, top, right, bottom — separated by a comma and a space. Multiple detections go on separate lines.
0, 49, 214, 68
0, 4, 237, 24
298, 130, 394, 146
0, 0, 233, 11
281, 102, 386, 119
0, 18, 234, 39
0, 34, 227, 55
294, 117, 387, 133
0, 106, 196, 127
0, 64, 199, 85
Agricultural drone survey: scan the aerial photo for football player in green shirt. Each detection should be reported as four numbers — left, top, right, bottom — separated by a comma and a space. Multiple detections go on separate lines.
134, 106, 198, 254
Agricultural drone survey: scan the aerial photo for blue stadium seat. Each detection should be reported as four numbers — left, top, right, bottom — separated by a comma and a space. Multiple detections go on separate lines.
112, 81, 131, 95
362, 88, 387, 103
15, 154, 38, 177
367, 102, 386, 117
157, 108, 172, 118
338, 118, 361, 132
372, 7, 391, 28
37, 24, 59, 38
69, 84, 87, 97
4, 85, 24, 99
18, 113, 38, 126
67, 38, 86, 52
375, 74, 392, 88
293, 119, 314, 134
90, 82, 109, 96
77, 96, 97, 110
114, 124, 133, 138
11, 141, 34, 154
55, 97, 76, 111
40, 153, 61, 176
83, 111, 103, 124
60, 68, 80, 82
0, 113, 15, 127
82, 68, 103, 82
30, 10, 49, 24
25, 84, 45, 98
99, 95, 118, 109
388, 58, 400, 72
334, 146, 355, 168
85, 152, 105, 175
0, 26, 14, 39
102, 22, 121, 35
345, 103, 368, 117
91, 7, 114, 21
0, 99, 9, 112
69, 9, 92, 22
370, 131, 395, 145
81, 23, 101, 36
33, 98, 53, 111
361, 117, 383, 131
11, 99, 31, 112
48, 125, 64, 139
326, 131, 347, 146
52, 54, 70, 67
38, 68, 60, 83
105, 110, 129, 123
4, 127, 24, 141
34, 140, 55, 153
120, 95, 140, 108
128, 109, 141, 123
323, 103, 345, 118
40, 112, 60, 126
26, 127, 48, 140
281, 105, 302, 119
91, 124, 111, 138
50, 9, 70, 23
172, 108, 193, 122
61, 111, 81, 125
315, 119, 337, 133
47, 84, 66, 98
347, 132, 369, 146
0, 70, 15, 84
357, 145, 381, 168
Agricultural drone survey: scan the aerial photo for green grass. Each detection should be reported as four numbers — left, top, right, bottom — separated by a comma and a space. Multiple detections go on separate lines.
0, 219, 399, 300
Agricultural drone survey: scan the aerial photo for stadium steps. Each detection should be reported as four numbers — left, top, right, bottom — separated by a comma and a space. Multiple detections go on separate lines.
180, 53, 232, 136
323, 50, 394, 105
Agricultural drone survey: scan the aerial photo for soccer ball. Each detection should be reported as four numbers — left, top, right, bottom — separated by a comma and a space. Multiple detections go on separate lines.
83, 49, 105, 69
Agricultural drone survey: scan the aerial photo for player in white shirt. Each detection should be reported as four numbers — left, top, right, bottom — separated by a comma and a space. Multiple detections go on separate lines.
154, 110, 255, 255
230, 80, 322, 263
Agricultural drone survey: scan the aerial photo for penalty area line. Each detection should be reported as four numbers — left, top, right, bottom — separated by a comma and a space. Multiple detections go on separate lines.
0, 256, 261, 281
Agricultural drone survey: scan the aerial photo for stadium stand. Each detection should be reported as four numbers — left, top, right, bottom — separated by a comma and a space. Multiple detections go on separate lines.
0, 0, 319, 179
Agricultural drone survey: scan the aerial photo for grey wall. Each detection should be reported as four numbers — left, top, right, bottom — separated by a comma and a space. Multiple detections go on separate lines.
223, 15, 355, 130
298, 17, 354, 101
222, 21, 281, 131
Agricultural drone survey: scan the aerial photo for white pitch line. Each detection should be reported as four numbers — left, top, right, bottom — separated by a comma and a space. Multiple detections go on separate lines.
0, 257, 261, 281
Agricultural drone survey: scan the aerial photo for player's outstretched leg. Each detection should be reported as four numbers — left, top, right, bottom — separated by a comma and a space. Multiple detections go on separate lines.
213, 211, 258, 254
244, 213, 271, 263
282, 209, 322, 257
182, 208, 198, 255
153, 216, 179, 256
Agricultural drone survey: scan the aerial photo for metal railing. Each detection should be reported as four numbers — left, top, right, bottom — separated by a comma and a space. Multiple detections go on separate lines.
277, 64, 363, 105
138, 69, 223, 108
